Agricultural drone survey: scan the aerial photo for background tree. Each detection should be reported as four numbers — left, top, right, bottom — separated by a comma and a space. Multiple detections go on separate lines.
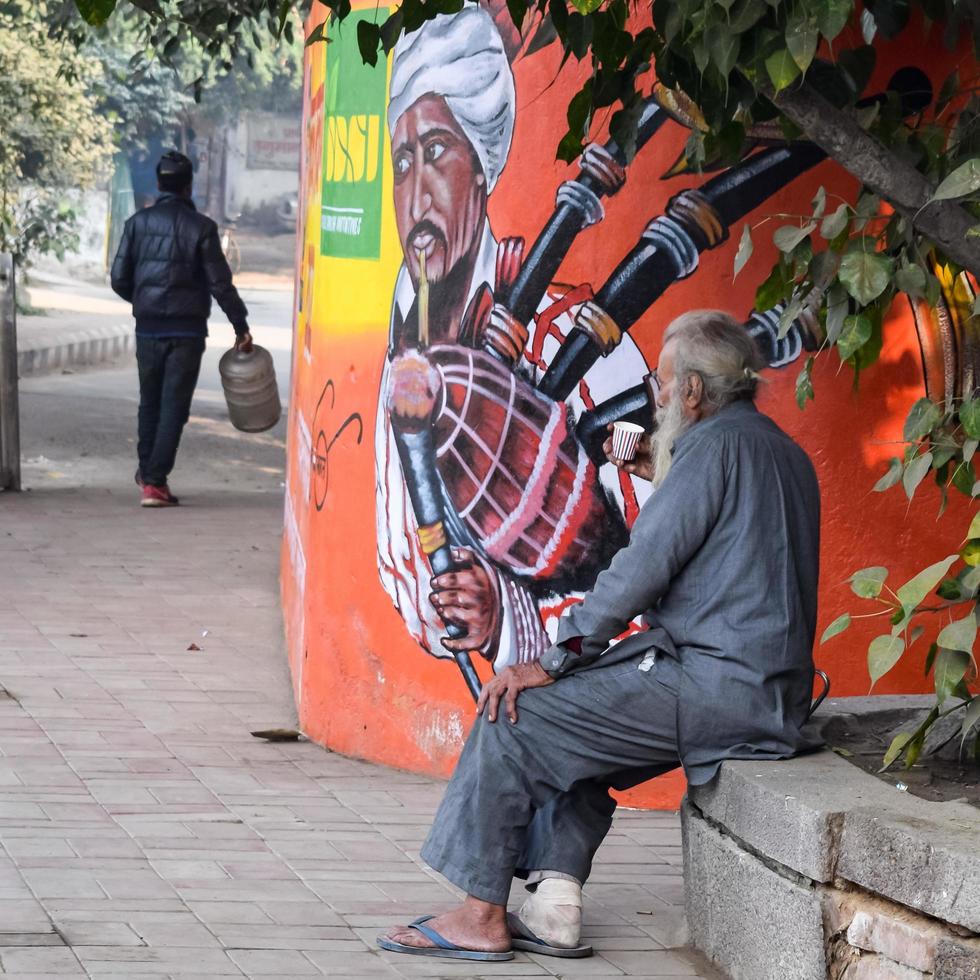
0, 1, 113, 265
63, 0, 980, 765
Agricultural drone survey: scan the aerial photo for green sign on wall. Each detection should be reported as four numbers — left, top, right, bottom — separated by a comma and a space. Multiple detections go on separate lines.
320, 10, 389, 260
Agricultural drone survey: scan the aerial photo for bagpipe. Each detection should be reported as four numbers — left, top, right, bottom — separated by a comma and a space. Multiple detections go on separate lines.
388, 69, 931, 700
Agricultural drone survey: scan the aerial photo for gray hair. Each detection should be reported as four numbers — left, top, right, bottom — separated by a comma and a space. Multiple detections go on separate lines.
662, 309, 766, 409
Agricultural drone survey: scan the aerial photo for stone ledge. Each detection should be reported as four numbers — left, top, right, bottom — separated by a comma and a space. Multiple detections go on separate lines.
688, 696, 980, 932
682, 801, 828, 980
936, 939, 980, 980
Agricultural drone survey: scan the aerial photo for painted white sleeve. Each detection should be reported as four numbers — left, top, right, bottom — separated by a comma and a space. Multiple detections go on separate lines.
491, 567, 549, 671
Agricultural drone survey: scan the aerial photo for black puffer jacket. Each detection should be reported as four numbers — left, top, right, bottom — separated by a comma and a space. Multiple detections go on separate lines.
111, 194, 248, 338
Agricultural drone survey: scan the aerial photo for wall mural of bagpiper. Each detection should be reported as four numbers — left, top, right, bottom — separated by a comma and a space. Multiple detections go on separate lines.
370, 2, 960, 701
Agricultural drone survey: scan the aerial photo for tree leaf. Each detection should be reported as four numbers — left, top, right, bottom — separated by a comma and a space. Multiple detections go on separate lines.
960, 397, 980, 440
896, 555, 959, 613
936, 68, 960, 114
952, 462, 977, 497
773, 223, 816, 253
820, 203, 850, 240
706, 22, 740, 77
860, 8, 877, 44
755, 262, 792, 311
795, 355, 815, 409
779, 297, 804, 339
817, 0, 852, 39
962, 540, 980, 567
932, 159, 980, 201
851, 566, 888, 598
812, 186, 827, 220
729, 0, 767, 32
855, 103, 880, 130
74, 0, 117, 25
821, 613, 852, 644
963, 439, 978, 464
868, 634, 905, 688
356, 20, 380, 66
961, 696, 980, 748
968, 510, 980, 541
902, 452, 933, 499
905, 730, 925, 768
785, 11, 818, 71
936, 609, 978, 654
882, 731, 912, 768
934, 647, 971, 703
838, 251, 893, 305
894, 263, 927, 299
766, 48, 802, 92
837, 314, 872, 361
305, 21, 326, 46
873, 457, 903, 492
733, 223, 753, 280
825, 284, 849, 344
903, 398, 943, 442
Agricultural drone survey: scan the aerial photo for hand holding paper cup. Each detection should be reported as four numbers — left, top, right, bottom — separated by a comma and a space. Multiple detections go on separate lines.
611, 421, 645, 462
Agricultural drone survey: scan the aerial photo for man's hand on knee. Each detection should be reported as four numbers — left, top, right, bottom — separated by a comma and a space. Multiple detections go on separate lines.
477, 662, 553, 725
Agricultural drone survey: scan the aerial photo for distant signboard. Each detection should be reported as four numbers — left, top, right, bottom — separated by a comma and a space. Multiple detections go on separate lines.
246, 114, 302, 171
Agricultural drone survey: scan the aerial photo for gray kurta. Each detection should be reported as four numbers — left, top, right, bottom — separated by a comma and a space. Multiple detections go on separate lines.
419, 398, 822, 906
550, 397, 822, 785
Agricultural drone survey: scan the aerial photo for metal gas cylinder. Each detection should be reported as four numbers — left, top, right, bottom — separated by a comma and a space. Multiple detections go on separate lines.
218, 344, 282, 433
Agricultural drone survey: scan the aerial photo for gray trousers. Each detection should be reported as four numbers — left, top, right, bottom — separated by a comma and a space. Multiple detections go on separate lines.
420, 650, 681, 905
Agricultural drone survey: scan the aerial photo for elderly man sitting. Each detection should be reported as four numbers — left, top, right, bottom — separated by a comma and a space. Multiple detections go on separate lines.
378, 310, 822, 962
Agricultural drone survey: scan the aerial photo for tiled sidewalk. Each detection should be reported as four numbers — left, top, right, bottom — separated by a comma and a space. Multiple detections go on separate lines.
0, 447, 720, 978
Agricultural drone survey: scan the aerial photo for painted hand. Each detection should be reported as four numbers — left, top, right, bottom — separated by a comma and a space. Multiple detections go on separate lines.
603, 423, 654, 482
476, 661, 554, 724
430, 547, 501, 659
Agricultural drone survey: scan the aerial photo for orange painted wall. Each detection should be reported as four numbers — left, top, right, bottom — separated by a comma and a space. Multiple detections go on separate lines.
281, 5, 970, 810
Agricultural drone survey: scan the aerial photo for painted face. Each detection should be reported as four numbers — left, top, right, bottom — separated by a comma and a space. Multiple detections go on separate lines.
391, 94, 488, 287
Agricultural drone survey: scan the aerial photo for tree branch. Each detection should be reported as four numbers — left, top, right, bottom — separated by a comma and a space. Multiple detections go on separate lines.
765, 79, 980, 280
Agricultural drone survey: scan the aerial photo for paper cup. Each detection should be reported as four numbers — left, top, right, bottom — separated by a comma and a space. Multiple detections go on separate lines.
612, 421, 644, 462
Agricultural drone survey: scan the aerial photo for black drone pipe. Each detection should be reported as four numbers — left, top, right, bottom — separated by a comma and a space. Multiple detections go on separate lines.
538, 69, 932, 404
504, 97, 669, 326
392, 426, 482, 701
538, 142, 827, 402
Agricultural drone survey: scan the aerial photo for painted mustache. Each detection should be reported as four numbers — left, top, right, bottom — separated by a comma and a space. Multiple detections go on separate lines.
407, 220, 446, 261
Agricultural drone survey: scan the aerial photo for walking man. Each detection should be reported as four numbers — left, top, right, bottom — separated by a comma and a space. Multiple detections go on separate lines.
378, 310, 823, 962
111, 150, 253, 507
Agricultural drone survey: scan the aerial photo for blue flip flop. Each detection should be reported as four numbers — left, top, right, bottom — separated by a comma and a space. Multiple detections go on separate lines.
507, 911, 594, 958
377, 915, 514, 961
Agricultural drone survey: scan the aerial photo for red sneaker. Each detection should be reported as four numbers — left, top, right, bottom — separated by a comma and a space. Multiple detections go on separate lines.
141, 484, 179, 507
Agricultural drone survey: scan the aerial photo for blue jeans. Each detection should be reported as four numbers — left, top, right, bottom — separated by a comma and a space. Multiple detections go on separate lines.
136, 335, 205, 487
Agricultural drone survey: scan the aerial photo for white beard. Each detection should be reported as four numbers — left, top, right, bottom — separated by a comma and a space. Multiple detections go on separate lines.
651, 397, 692, 489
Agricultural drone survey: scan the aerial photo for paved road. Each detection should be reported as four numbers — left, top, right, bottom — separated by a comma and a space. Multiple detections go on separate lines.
18, 285, 292, 499
0, 300, 723, 978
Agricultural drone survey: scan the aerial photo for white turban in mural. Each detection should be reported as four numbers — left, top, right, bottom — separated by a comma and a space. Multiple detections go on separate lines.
387, 6, 516, 192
